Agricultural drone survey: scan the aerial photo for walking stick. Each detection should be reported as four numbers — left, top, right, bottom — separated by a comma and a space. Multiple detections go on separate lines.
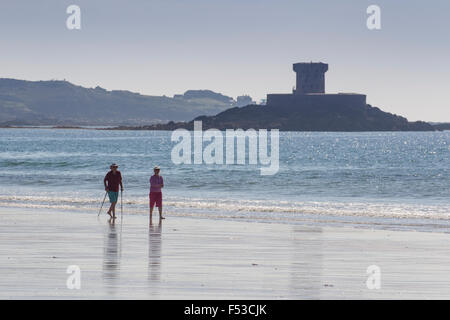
120, 190, 123, 220
98, 191, 108, 217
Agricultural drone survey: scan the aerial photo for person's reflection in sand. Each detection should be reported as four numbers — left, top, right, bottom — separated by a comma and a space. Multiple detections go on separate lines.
103, 218, 121, 294
289, 226, 323, 298
148, 220, 162, 284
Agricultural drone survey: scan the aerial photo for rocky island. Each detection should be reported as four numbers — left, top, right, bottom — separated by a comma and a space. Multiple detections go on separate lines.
112, 62, 434, 131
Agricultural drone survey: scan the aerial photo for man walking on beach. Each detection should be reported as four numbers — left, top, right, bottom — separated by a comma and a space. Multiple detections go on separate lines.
104, 163, 123, 219
149, 166, 164, 221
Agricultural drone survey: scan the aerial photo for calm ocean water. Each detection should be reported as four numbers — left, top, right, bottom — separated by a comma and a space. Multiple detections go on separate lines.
1, 128, 449, 232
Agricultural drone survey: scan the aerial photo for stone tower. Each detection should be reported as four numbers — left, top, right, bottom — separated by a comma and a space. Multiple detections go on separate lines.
293, 62, 328, 94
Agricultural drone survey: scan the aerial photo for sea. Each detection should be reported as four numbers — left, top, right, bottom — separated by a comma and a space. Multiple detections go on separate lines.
1, 128, 449, 232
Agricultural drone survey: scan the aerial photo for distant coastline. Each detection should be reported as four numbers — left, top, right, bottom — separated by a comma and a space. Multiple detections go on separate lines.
1, 120, 449, 131
1, 66, 447, 131
0, 78, 247, 126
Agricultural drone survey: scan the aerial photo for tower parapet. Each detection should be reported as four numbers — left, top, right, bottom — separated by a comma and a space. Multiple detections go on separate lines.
293, 62, 328, 94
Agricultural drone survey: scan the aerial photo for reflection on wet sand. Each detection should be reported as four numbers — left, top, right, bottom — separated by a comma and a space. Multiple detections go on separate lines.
148, 221, 162, 283
289, 226, 323, 298
103, 219, 121, 293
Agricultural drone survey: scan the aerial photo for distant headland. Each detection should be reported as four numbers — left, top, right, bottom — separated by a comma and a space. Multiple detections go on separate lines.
0, 79, 252, 126
112, 62, 436, 132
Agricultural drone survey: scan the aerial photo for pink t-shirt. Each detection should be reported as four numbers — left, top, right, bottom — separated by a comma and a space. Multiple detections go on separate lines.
150, 175, 163, 193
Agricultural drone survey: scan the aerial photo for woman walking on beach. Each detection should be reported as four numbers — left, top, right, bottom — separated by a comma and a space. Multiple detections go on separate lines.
104, 163, 124, 219
149, 166, 164, 221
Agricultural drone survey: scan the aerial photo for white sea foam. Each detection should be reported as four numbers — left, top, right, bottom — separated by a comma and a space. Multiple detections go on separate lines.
1, 194, 449, 221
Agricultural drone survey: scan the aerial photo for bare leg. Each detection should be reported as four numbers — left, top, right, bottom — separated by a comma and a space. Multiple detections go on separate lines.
158, 206, 164, 219
107, 203, 113, 218
111, 202, 117, 219
150, 204, 154, 222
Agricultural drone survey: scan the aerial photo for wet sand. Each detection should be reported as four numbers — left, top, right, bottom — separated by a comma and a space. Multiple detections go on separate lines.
1, 207, 450, 299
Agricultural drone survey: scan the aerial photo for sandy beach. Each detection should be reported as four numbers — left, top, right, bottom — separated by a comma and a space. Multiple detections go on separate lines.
1, 207, 450, 299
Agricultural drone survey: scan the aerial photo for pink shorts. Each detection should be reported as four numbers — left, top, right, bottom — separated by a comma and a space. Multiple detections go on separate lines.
149, 192, 162, 208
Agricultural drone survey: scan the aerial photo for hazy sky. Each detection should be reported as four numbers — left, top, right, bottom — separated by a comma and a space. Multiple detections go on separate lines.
0, 0, 449, 121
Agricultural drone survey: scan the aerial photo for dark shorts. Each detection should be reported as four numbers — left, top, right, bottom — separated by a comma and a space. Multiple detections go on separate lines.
108, 191, 119, 203
149, 192, 162, 208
